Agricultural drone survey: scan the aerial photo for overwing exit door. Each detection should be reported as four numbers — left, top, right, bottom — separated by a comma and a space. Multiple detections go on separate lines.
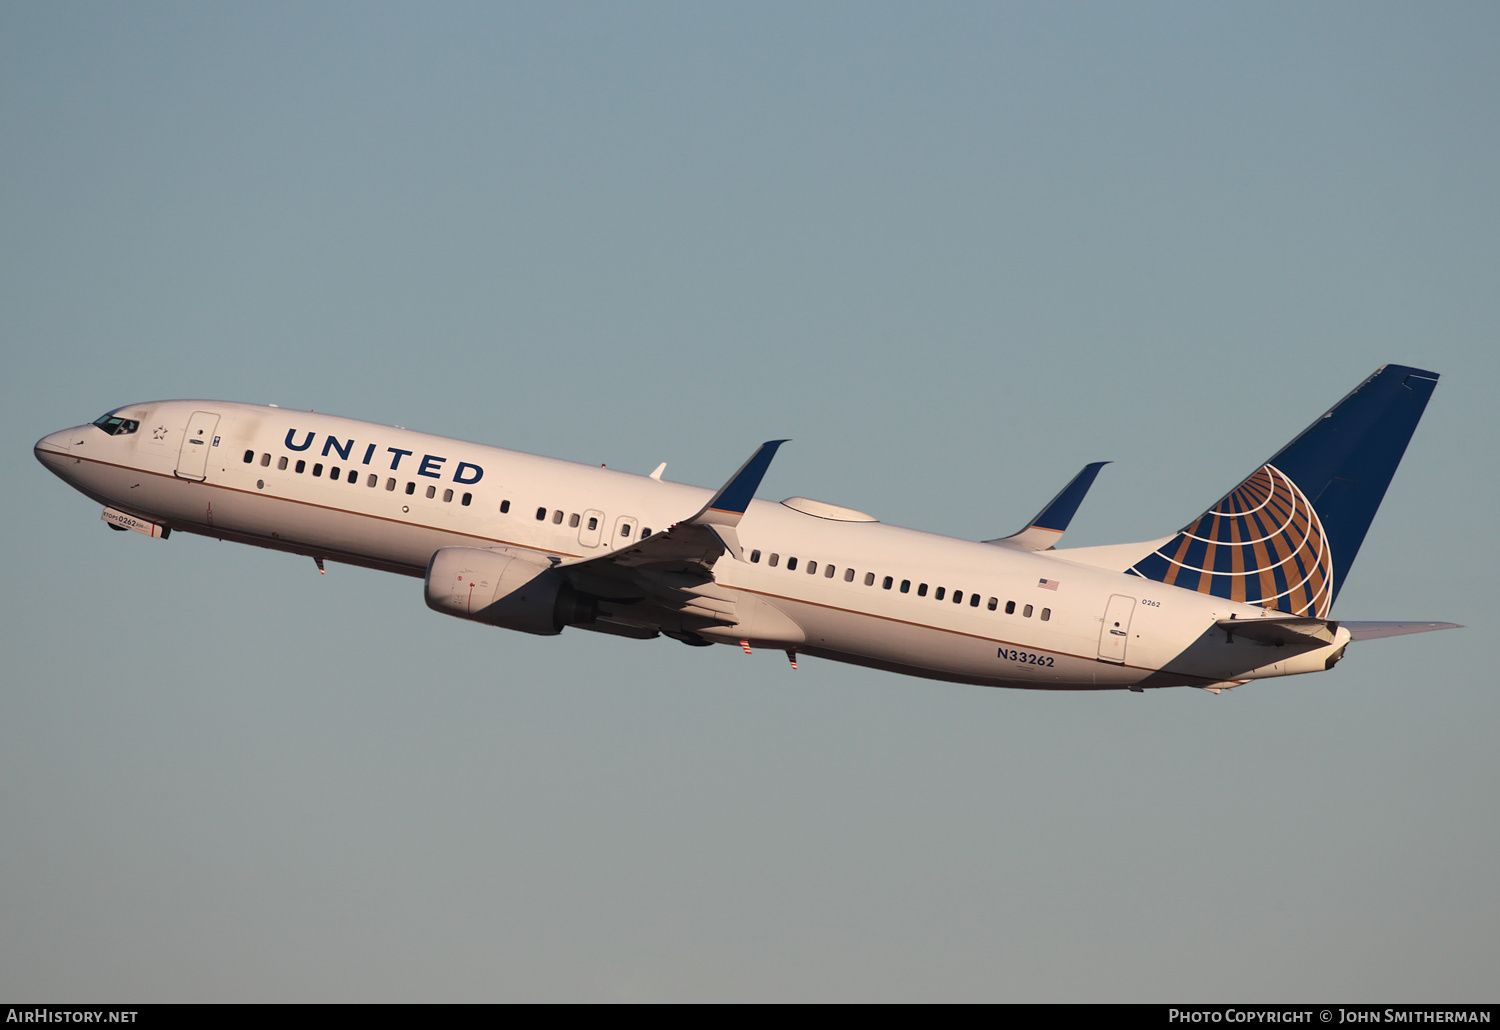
1097, 594, 1136, 664
175, 411, 221, 481
578, 509, 606, 548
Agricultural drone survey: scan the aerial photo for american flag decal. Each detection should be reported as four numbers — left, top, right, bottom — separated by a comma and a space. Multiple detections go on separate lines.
1038, 578, 1060, 591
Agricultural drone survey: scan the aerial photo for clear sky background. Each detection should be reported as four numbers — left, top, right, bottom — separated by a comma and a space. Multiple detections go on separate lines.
2, 2, 1496, 1002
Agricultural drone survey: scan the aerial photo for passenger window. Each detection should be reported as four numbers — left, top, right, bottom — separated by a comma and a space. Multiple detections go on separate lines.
882, 576, 893, 590
553, 510, 564, 524
443, 488, 453, 502
825, 565, 835, 578
988, 597, 998, 611
260, 453, 271, 466
935, 587, 945, 600
1005, 601, 1016, 614
953, 591, 963, 604
385, 478, 396, 490
313, 463, 323, 477
1023, 604, 1033, 618
243, 450, 254, 463
970, 594, 980, 607
295, 460, 306, 474
367, 474, 377, 487
347, 469, 357, 483
787, 557, 797, 571
406, 482, 416, 495
500, 500, 510, 514
750, 550, 761, 563
569, 513, 580, 528
769, 554, 779, 567
900, 579, 910, 593
640, 527, 651, 538
1040, 608, 1051, 621
917, 583, 928, 597
426, 485, 437, 499
864, 572, 875, 586
536, 507, 547, 520
807, 561, 817, 575
278, 457, 288, 470
330, 466, 340, 479
845, 568, 855, 582
462, 493, 472, 506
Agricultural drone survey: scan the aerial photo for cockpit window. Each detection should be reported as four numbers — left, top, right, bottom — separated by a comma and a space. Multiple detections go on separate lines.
92, 414, 140, 436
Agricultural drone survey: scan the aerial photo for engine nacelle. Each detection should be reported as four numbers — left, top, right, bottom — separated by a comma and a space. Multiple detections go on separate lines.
424, 547, 596, 636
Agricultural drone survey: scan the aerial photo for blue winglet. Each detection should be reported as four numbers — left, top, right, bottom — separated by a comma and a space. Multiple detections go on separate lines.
986, 461, 1109, 550
1031, 461, 1111, 532
695, 440, 789, 523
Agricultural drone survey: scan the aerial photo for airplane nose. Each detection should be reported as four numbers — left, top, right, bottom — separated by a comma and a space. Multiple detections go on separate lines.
34, 428, 76, 469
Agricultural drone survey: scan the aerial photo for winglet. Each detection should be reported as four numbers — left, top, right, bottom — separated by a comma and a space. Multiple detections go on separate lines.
986, 461, 1110, 551
691, 440, 788, 527
685, 440, 788, 560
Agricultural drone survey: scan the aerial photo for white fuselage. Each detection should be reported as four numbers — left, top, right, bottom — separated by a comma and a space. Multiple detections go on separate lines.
35, 400, 1352, 691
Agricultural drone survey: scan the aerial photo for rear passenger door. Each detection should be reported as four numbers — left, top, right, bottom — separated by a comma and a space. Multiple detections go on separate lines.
1097, 594, 1136, 664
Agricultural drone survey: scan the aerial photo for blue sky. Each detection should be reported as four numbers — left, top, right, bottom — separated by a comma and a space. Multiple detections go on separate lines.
2, 2, 1496, 1001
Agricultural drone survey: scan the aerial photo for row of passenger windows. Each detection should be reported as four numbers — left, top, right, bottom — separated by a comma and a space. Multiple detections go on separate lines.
241, 451, 1054, 613
745, 549, 1051, 620
244, 449, 475, 505
244, 448, 654, 540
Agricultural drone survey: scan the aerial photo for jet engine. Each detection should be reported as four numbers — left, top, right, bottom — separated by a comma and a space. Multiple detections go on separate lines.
424, 547, 597, 636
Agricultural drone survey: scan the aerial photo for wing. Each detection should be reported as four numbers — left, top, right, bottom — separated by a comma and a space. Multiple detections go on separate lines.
554, 440, 788, 639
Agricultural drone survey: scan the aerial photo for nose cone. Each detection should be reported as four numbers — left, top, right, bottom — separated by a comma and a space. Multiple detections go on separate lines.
35, 428, 78, 471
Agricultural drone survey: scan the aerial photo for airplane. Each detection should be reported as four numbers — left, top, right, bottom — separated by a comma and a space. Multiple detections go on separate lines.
33, 363, 1459, 693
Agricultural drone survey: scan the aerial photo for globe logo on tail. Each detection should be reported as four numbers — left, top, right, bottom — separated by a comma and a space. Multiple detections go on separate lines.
1127, 464, 1333, 617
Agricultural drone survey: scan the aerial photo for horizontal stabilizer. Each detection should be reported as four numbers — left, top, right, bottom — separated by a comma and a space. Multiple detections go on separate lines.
1213, 616, 1460, 647
1343, 621, 1463, 641
987, 461, 1109, 551
1214, 616, 1340, 649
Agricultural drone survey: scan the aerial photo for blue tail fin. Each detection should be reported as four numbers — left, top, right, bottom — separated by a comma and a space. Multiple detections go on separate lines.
1127, 364, 1439, 615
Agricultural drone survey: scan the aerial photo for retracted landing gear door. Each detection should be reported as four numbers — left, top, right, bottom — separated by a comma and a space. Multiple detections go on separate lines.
175, 411, 221, 481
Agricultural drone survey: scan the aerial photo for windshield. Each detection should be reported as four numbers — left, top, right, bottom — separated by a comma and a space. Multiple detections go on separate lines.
92, 413, 140, 436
